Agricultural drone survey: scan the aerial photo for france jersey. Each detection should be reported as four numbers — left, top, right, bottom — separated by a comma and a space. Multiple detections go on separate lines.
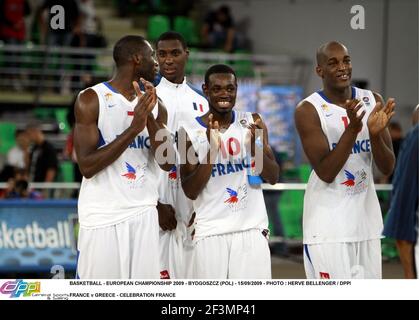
302, 87, 383, 244
77, 82, 159, 228
182, 111, 269, 242
156, 77, 208, 225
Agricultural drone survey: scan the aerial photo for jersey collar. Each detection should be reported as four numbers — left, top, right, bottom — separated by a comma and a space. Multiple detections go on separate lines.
159, 76, 187, 89
317, 86, 356, 104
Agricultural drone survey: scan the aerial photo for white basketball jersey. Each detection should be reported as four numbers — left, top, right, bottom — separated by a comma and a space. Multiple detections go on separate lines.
303, 87, 383, 244
156, 77, 208, 224
78, 82, 159, 228
183, 111, 269, 241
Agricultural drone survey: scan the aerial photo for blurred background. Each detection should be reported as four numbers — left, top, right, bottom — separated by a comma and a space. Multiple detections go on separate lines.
0, 0, 417, 279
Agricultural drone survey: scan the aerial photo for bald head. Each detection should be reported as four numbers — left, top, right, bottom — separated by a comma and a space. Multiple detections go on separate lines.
316, 41, 349, 66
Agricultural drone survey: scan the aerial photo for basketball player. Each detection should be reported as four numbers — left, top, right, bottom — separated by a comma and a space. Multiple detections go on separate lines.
155, 31, 209, 279
179, 64, 279, 278
295, 41, 396, 279
74, 35, 172, 279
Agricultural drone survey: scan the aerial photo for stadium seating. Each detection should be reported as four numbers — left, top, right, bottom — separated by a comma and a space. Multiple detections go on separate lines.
0, 122, 17, 155
147, 15, 170, 42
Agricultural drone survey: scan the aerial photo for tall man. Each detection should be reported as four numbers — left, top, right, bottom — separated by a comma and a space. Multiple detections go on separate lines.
74, 35, 171, 279
295, 41, 395, 279
155, 31, 208, 279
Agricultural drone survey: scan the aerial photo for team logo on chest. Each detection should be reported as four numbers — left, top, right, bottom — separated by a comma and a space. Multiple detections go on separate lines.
224, 185, 248, 212
321, 104, 333, 117
121, 162, 147, 187
168, 166, 179, 189
104, 93, 116, 108
168, 166, 177, 180
341, 169, 368, 195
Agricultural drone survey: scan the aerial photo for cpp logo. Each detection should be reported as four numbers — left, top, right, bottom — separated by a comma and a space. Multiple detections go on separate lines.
0, 280, 41, 298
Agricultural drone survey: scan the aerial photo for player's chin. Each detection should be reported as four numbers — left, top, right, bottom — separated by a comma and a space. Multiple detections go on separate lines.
333, 81, 350, 90
216, 107, 233, 114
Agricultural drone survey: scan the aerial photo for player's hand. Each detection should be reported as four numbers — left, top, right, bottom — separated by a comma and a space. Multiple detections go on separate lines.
130, 79, 157, 133
246, 118, 264, 155
367, 98, 395, 137
206, 113, 221, 151
345, 99, 366, 134
157, 203, 177, 231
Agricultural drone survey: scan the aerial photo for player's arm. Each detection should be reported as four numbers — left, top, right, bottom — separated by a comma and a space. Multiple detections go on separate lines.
396, 240, 416, 279
250, 113, 279, 184
294, 100, 364, 183
179, 116, 220, 200
179, 133, 213, 201
74, 84, 155, 178
368, 93, 395, 175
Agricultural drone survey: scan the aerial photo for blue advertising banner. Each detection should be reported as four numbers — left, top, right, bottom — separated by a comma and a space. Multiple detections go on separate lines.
257, 85, 303, 160
0, 200, 78, 273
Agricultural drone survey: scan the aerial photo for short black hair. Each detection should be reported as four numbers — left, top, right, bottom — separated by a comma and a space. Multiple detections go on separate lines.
156, 31, 187, 50
204, 64, 236, 85
113, 35, 148, 67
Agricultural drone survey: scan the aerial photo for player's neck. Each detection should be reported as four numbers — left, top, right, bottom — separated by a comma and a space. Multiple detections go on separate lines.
209, 109, 234, 129
167, 74, 185, 84
323, 86, 352, 107
109, 72, 137, 101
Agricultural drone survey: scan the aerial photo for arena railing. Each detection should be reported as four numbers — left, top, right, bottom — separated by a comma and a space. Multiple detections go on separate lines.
0, 182, 393, 246
0, 43, 312, 96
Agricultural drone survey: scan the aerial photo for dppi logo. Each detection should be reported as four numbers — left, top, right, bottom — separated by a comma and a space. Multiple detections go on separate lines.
0, 280, 41, 298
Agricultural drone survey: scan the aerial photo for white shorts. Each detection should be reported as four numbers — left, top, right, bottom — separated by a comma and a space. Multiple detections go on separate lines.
159, 229, 189, 279
77, 207, 160, 279
159, 220, 195, 279
190, 229, 271, 279
303, 239, 382, 279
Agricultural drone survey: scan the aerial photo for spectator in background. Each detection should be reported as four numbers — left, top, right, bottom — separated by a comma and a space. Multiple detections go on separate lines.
70, 0, 106, 90
26, 122, 58, 182
71, 0, 107, 49
7, 130, 30, 170
0, 130, 29, 182
40, 0, 80, 94
383, 105, 419, 278
39, 0, 80, 47
0, 0, 31, 90
201, 5, 242, 53
0, 0, 31, 44
4, 168, 42, 199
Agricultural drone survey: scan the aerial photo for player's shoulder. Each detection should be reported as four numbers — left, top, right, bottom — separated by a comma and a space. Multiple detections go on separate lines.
294, 97, 319, 125
295, 99, 315, 113
251, 112, 262, 122
77, 87, 98, 105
